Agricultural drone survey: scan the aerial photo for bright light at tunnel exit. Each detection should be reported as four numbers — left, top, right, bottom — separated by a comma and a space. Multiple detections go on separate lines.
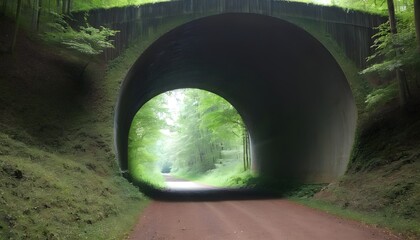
128, 88, 251, 190
316, 0, 331, 5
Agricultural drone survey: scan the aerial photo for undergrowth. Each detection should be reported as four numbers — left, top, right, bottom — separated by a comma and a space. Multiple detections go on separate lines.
0, 133, 146, 239
174, 160, 253, 188
0, 17, 147, 239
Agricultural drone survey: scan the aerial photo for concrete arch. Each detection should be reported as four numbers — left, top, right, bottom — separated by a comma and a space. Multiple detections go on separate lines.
115, 13, 357, 183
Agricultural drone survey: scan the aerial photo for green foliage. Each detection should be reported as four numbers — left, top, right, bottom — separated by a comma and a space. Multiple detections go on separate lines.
365, 82, 398, 110
42, 13, 118, 55
361, 18, 420, 76
72, 0, 169, 11
128, 89, 247, 187
128, 96, 167, 188
0, 132, 146, 239
166, 89, 245, 176
293, 0, 411, 14
175, 150, 253, 188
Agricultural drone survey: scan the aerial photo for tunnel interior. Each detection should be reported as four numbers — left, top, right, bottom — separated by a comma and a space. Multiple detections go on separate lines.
115, 13, 357, 183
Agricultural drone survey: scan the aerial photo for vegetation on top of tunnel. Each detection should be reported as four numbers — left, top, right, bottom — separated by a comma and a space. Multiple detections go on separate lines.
41, 13, 118, 55
294, 0, 410, 14
128, 89, 251, 189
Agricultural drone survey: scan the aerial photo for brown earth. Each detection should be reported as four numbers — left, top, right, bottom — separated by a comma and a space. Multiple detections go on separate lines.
129, 199, 400, 240
129, 177, 400, 240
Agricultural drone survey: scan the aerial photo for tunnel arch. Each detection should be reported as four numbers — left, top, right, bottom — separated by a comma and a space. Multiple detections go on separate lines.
115, 13, 357, 183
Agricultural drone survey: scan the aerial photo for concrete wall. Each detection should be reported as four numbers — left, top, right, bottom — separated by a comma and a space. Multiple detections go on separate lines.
115, 14, 357, 183
77, 0, 385, 68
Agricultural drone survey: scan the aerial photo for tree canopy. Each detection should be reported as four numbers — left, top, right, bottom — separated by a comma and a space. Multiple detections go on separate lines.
128, 89, 250, 188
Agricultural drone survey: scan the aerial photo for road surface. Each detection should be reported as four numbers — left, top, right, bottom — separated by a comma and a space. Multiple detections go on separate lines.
163, 173, 215, 191
129, 176, 400, 240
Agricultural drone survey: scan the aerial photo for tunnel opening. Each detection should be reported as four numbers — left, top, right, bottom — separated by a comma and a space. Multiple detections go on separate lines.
115, 13, 357, 192
128, 88, 252, 190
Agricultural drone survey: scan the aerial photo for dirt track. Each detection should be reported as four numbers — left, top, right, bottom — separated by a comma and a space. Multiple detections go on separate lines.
129, 199, 401, 240
129, 178, 400, 240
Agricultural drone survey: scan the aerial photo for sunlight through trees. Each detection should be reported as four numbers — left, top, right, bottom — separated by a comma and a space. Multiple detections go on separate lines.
128, 89, 251, 188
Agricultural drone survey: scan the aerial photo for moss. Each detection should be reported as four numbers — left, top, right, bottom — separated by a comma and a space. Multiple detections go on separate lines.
0, 18, 148, 239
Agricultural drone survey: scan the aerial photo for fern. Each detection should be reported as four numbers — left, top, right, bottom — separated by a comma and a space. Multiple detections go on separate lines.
41, 13, 118, 56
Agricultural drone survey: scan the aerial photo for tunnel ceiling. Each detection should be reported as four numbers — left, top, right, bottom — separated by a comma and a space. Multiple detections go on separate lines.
115, 13, 357, 183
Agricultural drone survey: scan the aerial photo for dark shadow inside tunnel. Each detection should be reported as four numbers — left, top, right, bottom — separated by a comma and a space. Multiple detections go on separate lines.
115, 13, 357, 192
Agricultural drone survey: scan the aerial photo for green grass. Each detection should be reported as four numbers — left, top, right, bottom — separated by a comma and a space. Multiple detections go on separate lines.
130, 162, 166, 189
0, 16, 153, 238
74, 0, 388, 14
174, 160, 254, 188
291, 197, 420, 239
0, 133, 147, 239
73, 0, 169, 11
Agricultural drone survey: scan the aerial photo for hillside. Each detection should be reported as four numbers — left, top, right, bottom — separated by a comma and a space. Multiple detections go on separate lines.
0, 18, 146, 239
313, 105, 420, 238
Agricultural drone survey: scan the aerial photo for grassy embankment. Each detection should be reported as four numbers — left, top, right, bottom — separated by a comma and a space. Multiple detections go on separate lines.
0, 17, 149, 239
280, 16, 420, 240
171, 150, 254, 188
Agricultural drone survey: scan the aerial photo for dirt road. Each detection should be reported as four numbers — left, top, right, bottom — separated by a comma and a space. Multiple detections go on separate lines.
129, 178, 400, 240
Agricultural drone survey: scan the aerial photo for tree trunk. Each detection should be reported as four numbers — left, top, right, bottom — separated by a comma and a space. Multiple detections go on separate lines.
61, 0, 66, 15
67, 0, 71, 14
242, 127, 250, 171
242, 129, 247, 171
1, 0, 7, 17
31, 0, 39, 32
415, 0, 420, 50
36, 0, 42, 31
387, 0, 398, 34
246, 132, 249, 170
11, 0, 22, 53
56, 0, 60, 13
387, 0, 410, 106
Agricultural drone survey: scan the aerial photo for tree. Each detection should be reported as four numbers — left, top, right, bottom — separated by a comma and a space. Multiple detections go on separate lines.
128, 89, 249, 185
41, 13, 118, 76
361, 0, 419, 107
197, 91, 250, 170
415, 0, 420, 49
11, 0, 22, 53
1, 0, 8, 17
387, 0, 410, 106
128, 96, 167, 187
31, 0, 42, 32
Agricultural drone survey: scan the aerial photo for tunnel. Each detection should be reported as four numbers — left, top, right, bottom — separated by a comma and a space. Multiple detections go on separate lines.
115, 13, 357, 183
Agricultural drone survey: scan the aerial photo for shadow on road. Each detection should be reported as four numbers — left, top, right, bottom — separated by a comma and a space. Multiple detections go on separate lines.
145, 188, 282, 202
128, 174, 282, 202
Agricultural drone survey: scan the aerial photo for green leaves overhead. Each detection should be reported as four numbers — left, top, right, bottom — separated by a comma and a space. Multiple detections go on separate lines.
128, 89, 248, 184
361, 19, 420, 75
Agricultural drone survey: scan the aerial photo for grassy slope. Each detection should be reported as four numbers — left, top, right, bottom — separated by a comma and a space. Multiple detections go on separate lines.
172, 150, 254, 188
279, 16, 420, 239
311, 107, 420, 239
0, 18, 146, 239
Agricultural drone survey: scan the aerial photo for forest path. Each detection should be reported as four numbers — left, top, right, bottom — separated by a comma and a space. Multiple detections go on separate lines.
163, 173, 216, 191
128, 178, 400, 240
